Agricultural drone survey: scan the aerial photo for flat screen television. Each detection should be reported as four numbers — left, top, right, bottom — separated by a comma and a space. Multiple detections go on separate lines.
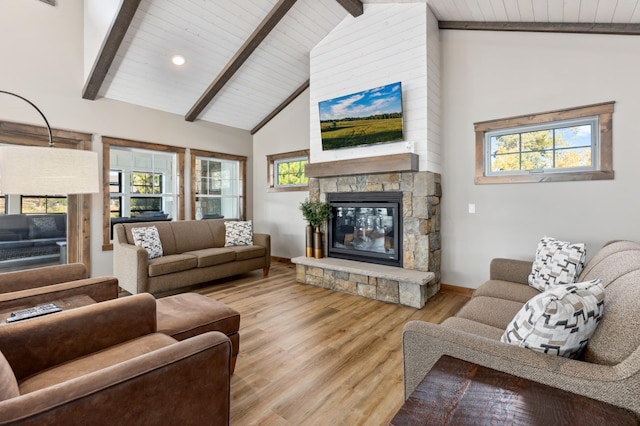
318, 81, 403, 151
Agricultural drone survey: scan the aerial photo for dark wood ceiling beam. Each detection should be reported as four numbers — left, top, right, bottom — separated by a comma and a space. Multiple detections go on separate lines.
251, 80, 309, 135
336, 0, 363, 17
82, 0, 141, 100
439, 21, 640, 36
185, 0, 298, 122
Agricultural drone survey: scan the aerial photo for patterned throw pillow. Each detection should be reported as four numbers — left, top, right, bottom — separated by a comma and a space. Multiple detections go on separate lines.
501, 279, 604, 359
132, 226, 163, 259
224, 221, 253, 247
528, 236, 586, 291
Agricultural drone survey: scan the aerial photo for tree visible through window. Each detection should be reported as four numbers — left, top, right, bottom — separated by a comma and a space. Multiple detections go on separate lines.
475, 102, 614, 184
489, 119, 595, 174
276, 157, 308, 187
267, 150, 310, 192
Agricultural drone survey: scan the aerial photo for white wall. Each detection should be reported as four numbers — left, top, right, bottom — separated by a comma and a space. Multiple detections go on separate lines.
84, 0, 121, 81
309, 4, 438, 171
0, 1, 252, 277
252, 90, 311, 259
441, 29, 640, 288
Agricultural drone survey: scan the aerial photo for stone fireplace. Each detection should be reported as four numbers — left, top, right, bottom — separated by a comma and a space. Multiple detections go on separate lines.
292, 155, 442, 309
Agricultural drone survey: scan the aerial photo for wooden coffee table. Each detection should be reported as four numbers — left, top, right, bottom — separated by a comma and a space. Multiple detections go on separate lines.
0, 295, 96, 324
391, 355, 637, 425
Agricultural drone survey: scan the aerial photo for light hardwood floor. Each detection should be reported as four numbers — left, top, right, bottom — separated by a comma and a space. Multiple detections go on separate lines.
189, 261, 470, 425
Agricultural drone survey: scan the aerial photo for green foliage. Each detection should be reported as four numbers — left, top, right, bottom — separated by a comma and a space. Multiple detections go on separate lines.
320, 117, 403, 150
299, 199, 333, 229
491, 126, 592, 172
277, 160, 308, 186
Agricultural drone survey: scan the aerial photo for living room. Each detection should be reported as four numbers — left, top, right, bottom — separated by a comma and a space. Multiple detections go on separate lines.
2, 0, 640, 423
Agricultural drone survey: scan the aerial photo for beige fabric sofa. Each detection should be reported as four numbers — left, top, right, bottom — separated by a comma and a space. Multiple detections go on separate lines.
113, 219, 270, 295
403, 240, 640, 417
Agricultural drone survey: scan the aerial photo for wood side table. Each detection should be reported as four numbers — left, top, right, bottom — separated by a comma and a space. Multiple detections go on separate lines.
391, 355, 638, 425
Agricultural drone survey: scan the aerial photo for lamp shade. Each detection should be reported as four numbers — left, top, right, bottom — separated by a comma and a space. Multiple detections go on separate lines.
0, 145, 99, 195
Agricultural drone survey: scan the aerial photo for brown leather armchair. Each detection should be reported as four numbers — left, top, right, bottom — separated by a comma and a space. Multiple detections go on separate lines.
0, 293, 231, 425
0, 263, 118, 312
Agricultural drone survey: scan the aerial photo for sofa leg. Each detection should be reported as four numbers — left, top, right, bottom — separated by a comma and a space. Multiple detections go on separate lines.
263, 267, 269, 277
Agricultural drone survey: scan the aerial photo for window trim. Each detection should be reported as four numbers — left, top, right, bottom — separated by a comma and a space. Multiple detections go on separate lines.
190, 149, 247, 221
267, 149, 310, 192
474, 102, 614, 184
0, 120, 93, 269
102, 137, 186, 251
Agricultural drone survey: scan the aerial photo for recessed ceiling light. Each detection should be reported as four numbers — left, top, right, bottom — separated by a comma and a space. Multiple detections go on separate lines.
171, 55, 186, 66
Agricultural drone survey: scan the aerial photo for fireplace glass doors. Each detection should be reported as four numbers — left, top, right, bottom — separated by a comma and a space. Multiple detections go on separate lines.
327, 192, 402, 267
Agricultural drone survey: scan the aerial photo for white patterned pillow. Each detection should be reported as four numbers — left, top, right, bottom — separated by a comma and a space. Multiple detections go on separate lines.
501, 279, 604, 359
132, 226, 163, 259
224, 221, 253, 247
528, 236, 586, 291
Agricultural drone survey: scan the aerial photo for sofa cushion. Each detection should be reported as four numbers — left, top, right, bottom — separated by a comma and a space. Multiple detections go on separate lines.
440, 317, 505, 341
528, 236, 586, 291
18, 333, 176, 394
171, 220, 218, 253
224, 221, 253, 247
28, 216, 64, 239
501, 279, 604, 359
183, 248, 236, 268
0, 351, 19, 401
473, 280, 540, 304
132, 226, 163, 259
455, 296, 524, 330
228, 245, 266, 261
148, 254, 198, 277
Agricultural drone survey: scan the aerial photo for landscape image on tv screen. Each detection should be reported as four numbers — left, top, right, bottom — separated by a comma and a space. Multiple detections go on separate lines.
318, 82, 403, 151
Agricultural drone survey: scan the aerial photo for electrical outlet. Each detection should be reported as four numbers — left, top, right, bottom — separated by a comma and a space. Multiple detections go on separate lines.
468, 203, 476, 214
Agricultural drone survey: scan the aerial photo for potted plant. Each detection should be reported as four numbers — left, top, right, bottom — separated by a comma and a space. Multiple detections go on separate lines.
299, 199, 333, 258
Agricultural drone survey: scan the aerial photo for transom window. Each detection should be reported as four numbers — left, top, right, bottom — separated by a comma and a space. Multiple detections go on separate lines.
475, 102, 614, 184
487, 117, 597, 176
21, 196, 67, 214
267, 150, 310, 192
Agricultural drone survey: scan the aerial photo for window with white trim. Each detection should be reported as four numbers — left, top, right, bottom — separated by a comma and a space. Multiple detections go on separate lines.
475, 102, 614, 184
194, 156, 243, 220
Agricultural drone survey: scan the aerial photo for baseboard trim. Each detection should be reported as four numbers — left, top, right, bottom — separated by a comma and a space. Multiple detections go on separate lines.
271, 256, 293, 265
440, 283, 474, 298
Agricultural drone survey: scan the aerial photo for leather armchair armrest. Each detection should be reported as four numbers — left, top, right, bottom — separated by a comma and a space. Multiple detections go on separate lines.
489, 258, 533, 284
0, 276, 119, 312
0, 332, 231, 425
0, 264, 88, 293
0, 294, 157, 380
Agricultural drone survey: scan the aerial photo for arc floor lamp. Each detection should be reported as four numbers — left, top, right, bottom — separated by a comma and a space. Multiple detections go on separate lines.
0, 91, 99, 195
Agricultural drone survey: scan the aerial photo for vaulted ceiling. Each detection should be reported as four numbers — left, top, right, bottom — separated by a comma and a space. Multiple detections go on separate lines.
80, 0, 640, 134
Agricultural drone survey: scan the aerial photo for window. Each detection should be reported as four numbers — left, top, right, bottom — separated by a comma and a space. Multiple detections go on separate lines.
0, 123, 93, 268
21, 196, 67, 214
474, 102, 614, 184
191, 150, 246, 220
102, 137, 186, 250
109, 171, 122, 218
267, 150, 310, 192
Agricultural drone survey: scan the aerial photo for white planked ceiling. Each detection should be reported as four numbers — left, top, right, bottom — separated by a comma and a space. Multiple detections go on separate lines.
96, 0, 640, 132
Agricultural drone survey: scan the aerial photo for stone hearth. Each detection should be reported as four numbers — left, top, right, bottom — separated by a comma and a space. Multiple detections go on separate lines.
292, 256, 434, 309
294, 169, 442, 309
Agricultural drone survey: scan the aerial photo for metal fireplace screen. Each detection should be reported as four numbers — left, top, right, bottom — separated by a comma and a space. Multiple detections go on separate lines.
327, 192, 402, 267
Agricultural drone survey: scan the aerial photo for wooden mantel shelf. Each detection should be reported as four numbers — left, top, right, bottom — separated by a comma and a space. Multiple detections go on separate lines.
305, 153, 418, 178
